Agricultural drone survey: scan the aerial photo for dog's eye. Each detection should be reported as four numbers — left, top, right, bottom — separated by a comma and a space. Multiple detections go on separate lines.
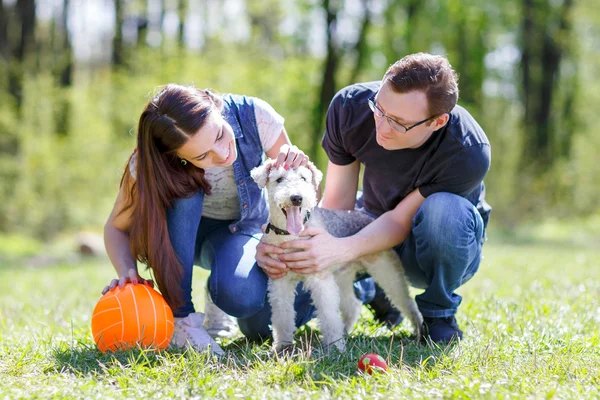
301, 177, 307, 182
276, 177, 284, 183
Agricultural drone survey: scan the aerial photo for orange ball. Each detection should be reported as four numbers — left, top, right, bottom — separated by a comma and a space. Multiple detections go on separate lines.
91, 283, 174, 353
358, 353, 388, 374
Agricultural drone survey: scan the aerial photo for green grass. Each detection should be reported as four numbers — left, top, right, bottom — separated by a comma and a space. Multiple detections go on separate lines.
1, 233, 599, 399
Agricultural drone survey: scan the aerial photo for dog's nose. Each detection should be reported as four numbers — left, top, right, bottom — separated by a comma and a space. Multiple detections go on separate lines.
290, 195, 303, 206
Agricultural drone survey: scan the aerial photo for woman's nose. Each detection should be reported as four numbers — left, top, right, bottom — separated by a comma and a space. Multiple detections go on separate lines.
215, 143, 229, 161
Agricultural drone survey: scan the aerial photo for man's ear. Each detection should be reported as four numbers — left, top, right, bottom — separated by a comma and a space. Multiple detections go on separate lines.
432, 113, 450, 130
306, 161, 323, 192
251, 159, 275, 188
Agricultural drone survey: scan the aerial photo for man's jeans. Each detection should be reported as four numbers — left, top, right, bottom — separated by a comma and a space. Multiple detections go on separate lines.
394, 192, 485, 317
167, 191, 484, 340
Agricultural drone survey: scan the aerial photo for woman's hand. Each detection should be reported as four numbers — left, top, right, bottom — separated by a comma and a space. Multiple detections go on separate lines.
274, 144, 309, 169
255, 227, 288, 280
101, 268, 154, 295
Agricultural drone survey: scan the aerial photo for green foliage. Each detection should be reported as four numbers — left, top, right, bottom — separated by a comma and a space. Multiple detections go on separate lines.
0, 47, 324, 239
1, 0, 600, 239
0, 233, 42, 260
0, 238, 598, 398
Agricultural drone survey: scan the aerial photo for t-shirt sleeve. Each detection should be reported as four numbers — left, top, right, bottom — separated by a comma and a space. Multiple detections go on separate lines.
253, 98, 285, 152
321, 91, 356, 165
419, 144, 491, 198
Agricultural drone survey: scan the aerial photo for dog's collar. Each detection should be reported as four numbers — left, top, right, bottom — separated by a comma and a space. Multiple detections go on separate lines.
265, 211, 311, 236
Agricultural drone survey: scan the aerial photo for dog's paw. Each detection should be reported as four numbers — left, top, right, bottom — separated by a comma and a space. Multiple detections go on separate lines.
325, 337, 346, 353
272, 341, 296, 357
411, 313, 425, 343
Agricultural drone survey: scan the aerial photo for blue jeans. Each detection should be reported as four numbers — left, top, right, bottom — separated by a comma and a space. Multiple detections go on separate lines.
393, 192, 485, 317
166, 191, 319, 339
167, 191, 483, 339
234, 192, 484, 337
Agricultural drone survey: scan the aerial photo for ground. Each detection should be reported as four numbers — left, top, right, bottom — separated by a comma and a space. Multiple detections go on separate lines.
0, 228, 599, 399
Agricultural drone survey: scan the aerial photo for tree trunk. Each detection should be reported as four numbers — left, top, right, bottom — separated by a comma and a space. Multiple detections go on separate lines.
452, 4, 486, 109
519, 0, 574, 173
349, 0, 370, 84
383, 0, 401, 64
55, 0, 72, 136
112, 0, 124, 66
404, 0, 420, 55
16, 0, 35, 62
8, 0, 36, 111
0, 0, 8, 59
59, 0, 72, 87
311, 0, 340, 164
137, 0, 148, 48
178, 0, 188, 49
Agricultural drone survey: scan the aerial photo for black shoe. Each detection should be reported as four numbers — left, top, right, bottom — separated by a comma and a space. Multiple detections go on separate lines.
422, 316, 463, 344
366, 285, 403, 328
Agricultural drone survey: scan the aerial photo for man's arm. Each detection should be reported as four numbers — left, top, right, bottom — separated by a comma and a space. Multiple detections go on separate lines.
341, 188, 425, 259
280, 188, 426, 273
320, 160, 360, 210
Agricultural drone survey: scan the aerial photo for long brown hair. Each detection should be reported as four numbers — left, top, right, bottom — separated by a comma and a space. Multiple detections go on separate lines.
120, 84, 223, 310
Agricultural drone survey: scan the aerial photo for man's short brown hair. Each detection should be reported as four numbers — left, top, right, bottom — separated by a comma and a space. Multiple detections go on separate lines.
383, 53, 459, 116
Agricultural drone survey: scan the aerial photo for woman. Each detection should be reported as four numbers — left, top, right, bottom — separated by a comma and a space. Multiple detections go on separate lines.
102, 84, 316, 354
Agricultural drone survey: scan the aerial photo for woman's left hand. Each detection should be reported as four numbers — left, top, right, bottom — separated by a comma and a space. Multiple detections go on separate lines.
274, 144, 309, 169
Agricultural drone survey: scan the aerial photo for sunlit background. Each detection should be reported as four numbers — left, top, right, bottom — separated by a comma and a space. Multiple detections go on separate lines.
1, 0, 599, 258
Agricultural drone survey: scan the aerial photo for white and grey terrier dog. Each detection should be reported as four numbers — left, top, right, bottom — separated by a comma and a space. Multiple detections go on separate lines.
251, 159, 423, 352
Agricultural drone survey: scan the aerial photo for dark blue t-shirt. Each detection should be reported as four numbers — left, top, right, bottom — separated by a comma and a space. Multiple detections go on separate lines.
322, 81, 492, 227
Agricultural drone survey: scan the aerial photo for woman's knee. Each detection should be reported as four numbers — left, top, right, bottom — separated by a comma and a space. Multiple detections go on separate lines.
209, 275, 267, 319
237, 309, 272, 341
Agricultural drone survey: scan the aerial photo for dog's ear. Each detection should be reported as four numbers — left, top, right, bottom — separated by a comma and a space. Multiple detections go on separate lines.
306, 161, 323, 192
251, 159, 275, 188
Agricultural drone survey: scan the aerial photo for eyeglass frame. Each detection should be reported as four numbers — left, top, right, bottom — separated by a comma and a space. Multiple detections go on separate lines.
368, 94, 438, 134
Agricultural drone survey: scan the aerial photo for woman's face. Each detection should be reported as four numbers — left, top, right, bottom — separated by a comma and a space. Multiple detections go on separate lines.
176, 111, 238, 169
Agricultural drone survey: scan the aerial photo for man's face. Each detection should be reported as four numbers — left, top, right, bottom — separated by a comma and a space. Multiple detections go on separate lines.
373, 82, 440, 150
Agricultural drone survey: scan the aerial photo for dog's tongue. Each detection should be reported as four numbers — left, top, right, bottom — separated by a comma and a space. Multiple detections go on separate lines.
285, 206, 303, 235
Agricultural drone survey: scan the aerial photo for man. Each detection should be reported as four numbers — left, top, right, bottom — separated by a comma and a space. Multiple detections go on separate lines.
256, 53, 491, 343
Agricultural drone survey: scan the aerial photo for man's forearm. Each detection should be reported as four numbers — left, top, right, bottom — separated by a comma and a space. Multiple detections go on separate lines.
341, 211, 411, 261
320, 193, 355, 211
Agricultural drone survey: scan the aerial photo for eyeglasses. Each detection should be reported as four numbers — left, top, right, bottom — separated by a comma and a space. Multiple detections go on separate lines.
368, 94, 437, 134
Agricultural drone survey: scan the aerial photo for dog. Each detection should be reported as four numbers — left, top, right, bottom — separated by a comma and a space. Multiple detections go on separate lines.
251, 160, 423, 352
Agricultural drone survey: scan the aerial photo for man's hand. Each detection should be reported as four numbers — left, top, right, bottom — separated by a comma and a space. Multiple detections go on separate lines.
255, 228, 289, 279
278, 226, 352, 274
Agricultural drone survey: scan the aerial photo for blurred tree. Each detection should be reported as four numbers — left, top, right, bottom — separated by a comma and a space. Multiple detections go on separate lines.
382, 0, 423, 63
247, 0, 283, 52
113, 0, 125, 66
53, 0, 73, 136
58, 0, 73, 87
520, 0, 575, 174
348, 0, 371, 84
177, 0, 188, 48
7, 0, 36, 112
311, 0, 340, 163
0, 0, 7, 59
0, 0, 598, 238
137, 0, 148, 48
447, 1, 487, 110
